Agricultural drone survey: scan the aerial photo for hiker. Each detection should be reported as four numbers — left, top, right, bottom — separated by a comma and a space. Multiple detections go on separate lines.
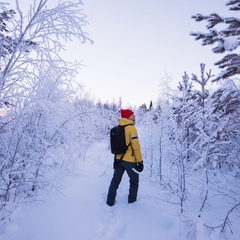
106, 109, 144, 206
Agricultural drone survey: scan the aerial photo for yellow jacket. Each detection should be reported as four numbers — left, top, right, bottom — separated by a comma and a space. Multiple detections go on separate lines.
116, 118, 143, 163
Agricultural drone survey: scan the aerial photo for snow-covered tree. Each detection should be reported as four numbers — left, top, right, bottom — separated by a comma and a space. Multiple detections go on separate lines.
208, 80, 240, 171
0, 0, 92, 221
0, 9, 37, 60
0, 0, 91, 102
191, 0, 240, 81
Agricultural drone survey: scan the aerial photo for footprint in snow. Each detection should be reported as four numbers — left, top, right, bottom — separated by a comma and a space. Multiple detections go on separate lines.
95, 203, 127, 240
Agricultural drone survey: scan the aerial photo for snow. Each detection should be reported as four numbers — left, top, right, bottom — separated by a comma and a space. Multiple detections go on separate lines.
0, 141, 240, 240
223, 35, 239, 51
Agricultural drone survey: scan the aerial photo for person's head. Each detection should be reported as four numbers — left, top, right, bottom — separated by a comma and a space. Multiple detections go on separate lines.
120, 109, 135, 122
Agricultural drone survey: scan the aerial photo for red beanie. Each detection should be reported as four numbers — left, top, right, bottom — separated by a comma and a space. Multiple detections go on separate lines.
120, 109, 134, 119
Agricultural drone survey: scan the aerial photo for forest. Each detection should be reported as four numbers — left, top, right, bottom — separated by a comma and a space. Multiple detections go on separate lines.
0, 0, 240, 238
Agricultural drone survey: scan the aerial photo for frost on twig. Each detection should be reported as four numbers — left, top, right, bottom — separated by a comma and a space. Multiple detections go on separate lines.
204, 203, 240, 234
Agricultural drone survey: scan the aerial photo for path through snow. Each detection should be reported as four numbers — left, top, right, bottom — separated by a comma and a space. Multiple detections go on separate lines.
1, 141, 235, 240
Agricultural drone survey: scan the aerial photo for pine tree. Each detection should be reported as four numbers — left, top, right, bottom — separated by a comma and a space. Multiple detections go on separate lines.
191, 0, 240, 81
209, 82, 240, 170
0, 10, 37, 58
117, 97, 122, 112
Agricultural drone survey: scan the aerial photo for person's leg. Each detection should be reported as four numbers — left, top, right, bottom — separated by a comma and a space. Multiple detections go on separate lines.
106, 163, 125, 206
124, 162, 139, 203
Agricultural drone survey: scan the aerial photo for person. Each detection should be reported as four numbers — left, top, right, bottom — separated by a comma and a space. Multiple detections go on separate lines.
106, 109, 144, 206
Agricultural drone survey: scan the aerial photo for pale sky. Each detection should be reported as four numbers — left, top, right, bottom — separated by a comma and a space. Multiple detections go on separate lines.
11, 0, 231, 107
74, 0, 230, 107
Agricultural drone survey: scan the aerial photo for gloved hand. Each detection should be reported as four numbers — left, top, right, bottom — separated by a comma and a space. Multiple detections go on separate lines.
137, 161, 144, 172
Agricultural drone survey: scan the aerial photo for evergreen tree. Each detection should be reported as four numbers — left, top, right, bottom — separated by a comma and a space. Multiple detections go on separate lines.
117, 97, 122, 111
0, 10, 37, 60
209, 81, 240, 171
149, 100, 153, 110
191, 0, 240, 81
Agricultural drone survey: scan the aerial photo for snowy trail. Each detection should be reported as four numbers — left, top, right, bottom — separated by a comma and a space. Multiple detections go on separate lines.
0, 141, 183, 240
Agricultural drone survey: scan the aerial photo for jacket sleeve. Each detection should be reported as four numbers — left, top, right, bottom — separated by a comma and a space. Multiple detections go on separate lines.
129, 126, 143, 162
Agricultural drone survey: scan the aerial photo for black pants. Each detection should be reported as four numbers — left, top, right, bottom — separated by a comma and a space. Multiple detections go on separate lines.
107, 160, 139, 206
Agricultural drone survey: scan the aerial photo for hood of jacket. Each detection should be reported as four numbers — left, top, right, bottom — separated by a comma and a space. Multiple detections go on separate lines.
118, 118, 135, 126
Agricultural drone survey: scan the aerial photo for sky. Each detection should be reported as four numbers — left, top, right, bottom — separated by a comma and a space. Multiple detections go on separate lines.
72, 0, 230, 107
8, 0, 231, 107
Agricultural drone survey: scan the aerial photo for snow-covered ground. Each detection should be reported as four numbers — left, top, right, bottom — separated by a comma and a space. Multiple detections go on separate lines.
0, 141, 239, 240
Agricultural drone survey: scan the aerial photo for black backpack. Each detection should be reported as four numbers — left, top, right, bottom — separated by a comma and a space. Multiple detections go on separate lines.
110, 124, 132, 155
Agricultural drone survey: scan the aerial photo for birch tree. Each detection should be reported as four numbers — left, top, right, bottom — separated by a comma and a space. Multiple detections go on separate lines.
0, 0, 92, 221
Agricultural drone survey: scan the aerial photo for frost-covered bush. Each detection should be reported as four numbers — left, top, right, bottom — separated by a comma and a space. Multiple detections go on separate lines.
0, 0, 91, 221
